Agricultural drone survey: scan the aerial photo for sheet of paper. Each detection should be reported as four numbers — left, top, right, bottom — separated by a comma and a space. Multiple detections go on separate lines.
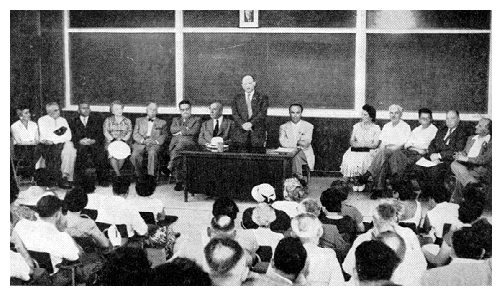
415, 157, 441, 167
274, 147, 297, 153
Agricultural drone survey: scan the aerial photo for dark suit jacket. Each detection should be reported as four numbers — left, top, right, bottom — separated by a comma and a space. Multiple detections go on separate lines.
169, 116, 202, 151
198, 117, 234, 145
69, 113, 104, 148
231, 91, 269, 145
132, 117, 168, 146
427, 125, 469, 162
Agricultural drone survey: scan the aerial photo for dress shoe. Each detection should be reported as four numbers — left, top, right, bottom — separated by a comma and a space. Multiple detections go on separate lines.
174, 182, 183, 191
370, 190, 383, 200
59, 177, 73, 189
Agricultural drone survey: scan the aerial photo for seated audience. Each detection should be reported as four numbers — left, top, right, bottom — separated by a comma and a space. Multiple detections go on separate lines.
319, 187, 358, 243
38, 102, 76, 188
151, 258, 212, 286
359, 104, 411, 199
95, 176, 148, 237
204, 237, 250, 286
13, 195, 80, 273
353, 240, 402, 286
167, 100, 201, 191
103, 100, 133, 177
343, 202, 427, 286
198, 101, 234, 145
421, 224, 492, 286
245, 237, 308, 286
130, 102, 168, 178
250, 204, 284, 254
279, 103, 315, 179
11, 186, 46, 227
212, 197, 240, 220
340, 104, 380, 190
272, 177, 306, 217
11, 105, 41, 179
242, 183, 291, 233
450, 117, 491, 203
291, 213, 345, 286
96, 247, 151, 286
63, 187, 110, 249
68, 101, 107, 184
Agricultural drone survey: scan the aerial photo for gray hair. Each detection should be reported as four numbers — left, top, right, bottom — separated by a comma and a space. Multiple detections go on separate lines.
388, 104, 403, 113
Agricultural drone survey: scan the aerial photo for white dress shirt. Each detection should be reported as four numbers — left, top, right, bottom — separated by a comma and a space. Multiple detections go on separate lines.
379, 120, 411, 147
38, 115, 72, 144
13, 219, 80, 273
95, 195, 148, 237
467, 135, 491, 158
303, 242, 345, 286
146, 118, 155, 137
426, 202, 461, 238
405, 124, 438, 150
213, 116, 223, 130
80, 115, 88, 127
10, 251, 31, 281
11, 120, 39, 145
125, 195, 165, 217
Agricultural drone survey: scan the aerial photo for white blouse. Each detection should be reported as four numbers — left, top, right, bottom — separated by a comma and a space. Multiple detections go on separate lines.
10, 120, 39, 145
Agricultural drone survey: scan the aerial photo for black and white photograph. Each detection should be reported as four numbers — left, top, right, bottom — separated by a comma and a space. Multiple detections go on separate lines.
240, 10, 258, 27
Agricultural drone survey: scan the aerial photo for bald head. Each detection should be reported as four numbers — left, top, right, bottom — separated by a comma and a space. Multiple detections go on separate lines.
241, 75, 256, 93
445, 110, 460, 129
209, 101, 223, 119
475, 118, 491, 136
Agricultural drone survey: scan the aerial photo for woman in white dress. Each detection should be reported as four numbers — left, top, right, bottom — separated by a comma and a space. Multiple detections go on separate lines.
340, 104, 380, 190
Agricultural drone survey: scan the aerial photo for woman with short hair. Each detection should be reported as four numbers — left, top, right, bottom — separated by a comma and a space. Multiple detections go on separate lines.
103, 101, 132, 176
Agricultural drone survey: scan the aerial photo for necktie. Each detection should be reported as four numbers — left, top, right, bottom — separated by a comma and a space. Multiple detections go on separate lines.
213, 119, 219, 137
149, 118, 155, 122
246, 93, 253, 118
444, 128, 452, 140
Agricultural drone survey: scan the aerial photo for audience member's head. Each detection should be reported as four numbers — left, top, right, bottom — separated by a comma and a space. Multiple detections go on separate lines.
283, 177, 306, 202
471, 218, 492, 258
151, 258, 211, 286
36, 195, 63, 218
97, 247, 151, 286
272, 237, 307, 279
251, 183, 276, 204
112, 176, 130, 197
362, 104, 377, 122
421, 184, 449, 205
376, 231, 407, 263
372, 202, 398, 234
135, 175, 157, 197
458, 200, 484, 224
291, 213, 323, 244
355, 240, 401, 285
204, 237, 248, 286
208, 215, 237, 239
452, 226, 487, 260
212, 197, 239, 220
320, 187, 346, 213
462, 182, 486, 205
390, 180, 416, 201
64, 187, 88, 213
251, 203, 276, 228
297, 198, 322, 217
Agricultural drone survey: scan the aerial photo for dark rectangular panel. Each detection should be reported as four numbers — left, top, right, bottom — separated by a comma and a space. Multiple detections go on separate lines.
366, 34, 489, 113
183, 10, 239, 27
70, 33, 176, 106
259, 10, 356, 28
69, 11, 175, 27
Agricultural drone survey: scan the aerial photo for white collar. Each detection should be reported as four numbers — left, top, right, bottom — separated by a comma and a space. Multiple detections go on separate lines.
451, 258, 486, 264
214, 116, 223, 123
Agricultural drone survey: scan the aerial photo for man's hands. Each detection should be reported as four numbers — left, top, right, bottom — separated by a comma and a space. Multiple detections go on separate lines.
242, 122, 253, 131
40, 139, 54, 145
79, 138, 96, 146
143, 138, 157, 147
409, 147, 427, 155
453, 151, 468, 162
430, 153, 442, 163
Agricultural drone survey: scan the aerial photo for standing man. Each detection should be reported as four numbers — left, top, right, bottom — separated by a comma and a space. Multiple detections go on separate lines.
198, 101, 235, 146
131, 102, 168, 178
69, 101, 107, 185
231, 75, 269, 148
360, 104, 411, 199
168, 100, 201, 191
279, 103, 315, 179
38, 102, 76, 188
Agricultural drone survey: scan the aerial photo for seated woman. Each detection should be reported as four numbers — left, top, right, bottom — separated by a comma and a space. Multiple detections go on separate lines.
250, 203, 284, 255
11, 105, 41, 179
319, 187, 358, 244
271, 177, 307, 218
340, 104, 381, 191
103, 100, 132, 177
242, 183, 291, 234
63, 187, 111, 250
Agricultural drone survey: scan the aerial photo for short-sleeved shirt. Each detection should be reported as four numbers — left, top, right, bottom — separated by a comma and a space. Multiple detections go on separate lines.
406, 124, 438, 150
95, 195, 148, 237
11, 120, 39, 145
65, 212, 109, 247
351, 122, 381, 148
103, 116, 132, 144
379, 120, 411, 147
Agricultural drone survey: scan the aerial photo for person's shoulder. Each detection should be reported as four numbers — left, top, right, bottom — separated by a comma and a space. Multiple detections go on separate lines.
301, 120, 313, 128
279, 121, 290, 129
10, 120, 21, 128
400, 120, 411, 128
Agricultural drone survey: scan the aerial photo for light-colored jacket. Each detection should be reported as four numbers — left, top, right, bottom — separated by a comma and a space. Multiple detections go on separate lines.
279, 120, 315, 170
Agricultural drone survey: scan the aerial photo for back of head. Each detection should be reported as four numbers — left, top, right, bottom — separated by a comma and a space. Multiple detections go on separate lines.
376, 231, 406, 263
458, 199, 484, 224
212, 197, 239, 220
36, 195, 62, 218
135, 175, 157, 197
390, 180, 416, 201
64, 187, 88, 212
470, 218, 492, 258
252, 203, 276, 228
283, 177, 305, 202
452, 227, 487, 260
298, 198, 321, 217
112, 176, 131, 196
204, 237, 244, 278
273, 237, 307, 276
421, 184, 449, 204
291, 212, 323, 240
320, 188, 345, 212
210, 215, 236, 238
98, 247, 151, 286
355, 240, 400, 283
374, 202, 397, 223
151, 258, 211, 286
462, 183, 486, 205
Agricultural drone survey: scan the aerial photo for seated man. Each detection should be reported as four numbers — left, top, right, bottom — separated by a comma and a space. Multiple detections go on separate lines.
38, 102, 76, 188
11, 105, 41, 179
167, 100, 201, 191
413, 110, 468, 190
353, 240, 402, 286
450, 118, 491, 203
13, 195, 80, 274
198, 101, 234, 146
68, 101, 107, 184
360, 104, 411, 199
291, 213, 345, 286
131, 102, 168, 178
245, 237, 308, 286
204, 237, 250, 286
388, 108, 438, 181
279, 103, 315, 179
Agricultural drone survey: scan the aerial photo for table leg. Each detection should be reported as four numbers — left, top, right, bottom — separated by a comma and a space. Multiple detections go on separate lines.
184, 154, 188, 202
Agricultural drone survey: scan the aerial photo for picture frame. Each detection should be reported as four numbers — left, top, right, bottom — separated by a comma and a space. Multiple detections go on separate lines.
240, 10, 259, 28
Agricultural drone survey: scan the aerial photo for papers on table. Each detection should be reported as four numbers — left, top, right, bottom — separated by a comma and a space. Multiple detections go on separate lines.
273, 147, 297, 154
415, 157, 441, 167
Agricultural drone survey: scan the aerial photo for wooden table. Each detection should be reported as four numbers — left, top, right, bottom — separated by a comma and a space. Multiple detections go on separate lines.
181, 147, 299, 202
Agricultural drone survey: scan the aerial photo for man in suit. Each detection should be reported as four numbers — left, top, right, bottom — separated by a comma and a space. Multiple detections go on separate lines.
131, 102, 168, 178
69, 101, 107, 184
450, 118, 491, 202
198, 101, 234, 146
413, 110, 469, 190
279, 103, 315, 179
168, 100, 201, 191
231, 75, 269, 148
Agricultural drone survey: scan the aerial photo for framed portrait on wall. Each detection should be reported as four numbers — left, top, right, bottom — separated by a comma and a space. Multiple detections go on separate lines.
240, 10, 258, 27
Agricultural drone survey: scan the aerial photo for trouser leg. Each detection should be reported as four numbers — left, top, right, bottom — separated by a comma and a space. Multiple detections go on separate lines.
368, 148, 392, 190
61, 142, 77, 181
40, 143, 63, 184
146, 145, 160, 176
292, 150, 308, 177
131, 144, 146, 176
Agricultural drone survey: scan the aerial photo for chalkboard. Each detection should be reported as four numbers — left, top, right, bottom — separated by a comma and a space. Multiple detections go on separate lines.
70, 33, 176, 106
366, 34, 490, 113
184, 33, 355, 109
